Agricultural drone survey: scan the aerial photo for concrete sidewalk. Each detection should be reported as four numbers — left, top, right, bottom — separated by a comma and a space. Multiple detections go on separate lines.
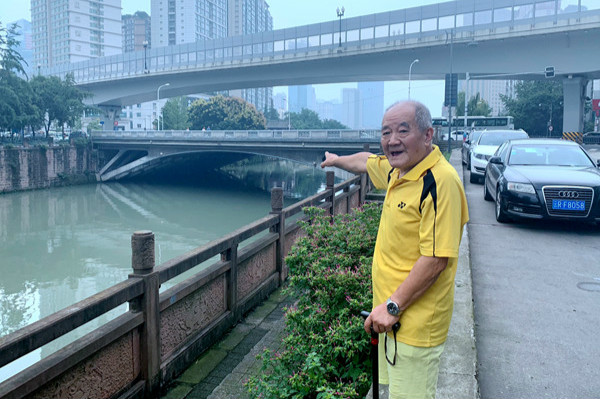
161, 149, 479, 399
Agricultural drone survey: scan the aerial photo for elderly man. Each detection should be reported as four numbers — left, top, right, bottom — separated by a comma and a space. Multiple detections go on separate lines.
321, 101, 469, 399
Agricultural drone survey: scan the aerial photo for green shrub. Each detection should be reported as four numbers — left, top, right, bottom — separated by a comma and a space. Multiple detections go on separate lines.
246, 204, 382, 399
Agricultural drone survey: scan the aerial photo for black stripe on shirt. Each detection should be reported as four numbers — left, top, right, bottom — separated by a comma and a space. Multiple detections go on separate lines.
419, 170, 438, 256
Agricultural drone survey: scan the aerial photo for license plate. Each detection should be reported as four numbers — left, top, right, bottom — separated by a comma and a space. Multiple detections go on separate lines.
552, 199, 585, 211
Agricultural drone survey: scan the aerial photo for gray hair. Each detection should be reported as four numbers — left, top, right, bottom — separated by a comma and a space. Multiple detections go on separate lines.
385, 100, 432, 133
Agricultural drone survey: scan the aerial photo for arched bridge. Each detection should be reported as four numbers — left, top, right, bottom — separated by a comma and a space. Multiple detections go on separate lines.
92, 130, 381, 181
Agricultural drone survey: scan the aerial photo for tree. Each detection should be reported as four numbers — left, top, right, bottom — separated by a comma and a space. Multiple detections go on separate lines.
262, 103, 281, 122
188, 95, 266, 130
456, 92, 493, 117
0, 22, 28, 78
287, 108, 348, 129
0, 22, 36, 134
30, 74, 88, 137
500, 81, 563, 137
322, 118, 347, 129
162, 96, 190, 130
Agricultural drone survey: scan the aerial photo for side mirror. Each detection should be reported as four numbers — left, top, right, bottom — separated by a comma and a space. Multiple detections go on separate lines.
596, 159, 600, 168
489, 156, 503, 165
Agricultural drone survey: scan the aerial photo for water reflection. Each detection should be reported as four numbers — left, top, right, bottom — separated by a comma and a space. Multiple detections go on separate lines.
0, 157, 330, 352
221, 157, 328, 199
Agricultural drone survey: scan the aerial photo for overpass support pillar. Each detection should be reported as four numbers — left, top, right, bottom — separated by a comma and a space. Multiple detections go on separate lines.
562, 76, 588, 134
98, 105, 123, 131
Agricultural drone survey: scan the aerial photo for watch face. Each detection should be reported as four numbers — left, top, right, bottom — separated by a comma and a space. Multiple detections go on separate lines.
387, 300, 399, 315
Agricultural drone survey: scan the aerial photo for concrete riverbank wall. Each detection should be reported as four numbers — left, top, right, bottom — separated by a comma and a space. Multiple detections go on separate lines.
0, 144, 97, 194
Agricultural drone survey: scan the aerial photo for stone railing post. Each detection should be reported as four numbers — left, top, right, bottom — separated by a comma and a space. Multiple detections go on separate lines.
360, 143, 370, 204
270, 187, 286, 284
223, 244, 239, 320
326, 171, 335, 216
129, 231, 161, 396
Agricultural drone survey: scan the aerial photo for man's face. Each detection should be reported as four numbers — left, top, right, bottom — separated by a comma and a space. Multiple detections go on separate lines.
380, 103, 433, 172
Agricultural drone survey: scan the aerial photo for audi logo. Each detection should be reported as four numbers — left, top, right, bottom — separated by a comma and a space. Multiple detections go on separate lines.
558, 191, 579, 198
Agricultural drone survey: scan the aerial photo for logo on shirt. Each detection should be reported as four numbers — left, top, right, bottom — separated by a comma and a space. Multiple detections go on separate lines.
398, 201, 406, 209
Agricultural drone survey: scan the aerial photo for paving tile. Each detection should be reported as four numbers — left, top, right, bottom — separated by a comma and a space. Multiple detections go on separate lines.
161, 382, 194, 399
177, 349, 228, 384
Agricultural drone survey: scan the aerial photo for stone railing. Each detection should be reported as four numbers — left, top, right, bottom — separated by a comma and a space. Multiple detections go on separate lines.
0, 170, 369, 399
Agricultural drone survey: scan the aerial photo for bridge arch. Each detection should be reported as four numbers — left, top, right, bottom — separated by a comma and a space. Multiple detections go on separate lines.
94, 129, 381, 181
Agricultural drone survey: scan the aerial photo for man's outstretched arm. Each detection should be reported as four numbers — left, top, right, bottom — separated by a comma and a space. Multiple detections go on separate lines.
320, 151, 372, 174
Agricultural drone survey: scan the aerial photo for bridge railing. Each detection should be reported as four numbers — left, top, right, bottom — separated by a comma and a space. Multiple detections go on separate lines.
91, 129, 381, 141
0, 170, 371, 399
43, 0, 600, 83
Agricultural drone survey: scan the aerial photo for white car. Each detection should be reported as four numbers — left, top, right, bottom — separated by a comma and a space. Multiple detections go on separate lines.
469, 129, 529, 183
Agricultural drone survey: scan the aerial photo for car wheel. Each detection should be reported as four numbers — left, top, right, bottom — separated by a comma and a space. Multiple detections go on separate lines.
495, 189, 510, 223
469, 171, 479, 184
483, 178, 493, 201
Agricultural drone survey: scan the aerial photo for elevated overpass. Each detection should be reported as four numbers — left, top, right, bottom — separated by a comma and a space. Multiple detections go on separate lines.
44, 0, 600, 133
92, 129, 380, 181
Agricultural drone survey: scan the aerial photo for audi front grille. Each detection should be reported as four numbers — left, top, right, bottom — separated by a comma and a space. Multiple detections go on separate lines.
542, 186, 594, 217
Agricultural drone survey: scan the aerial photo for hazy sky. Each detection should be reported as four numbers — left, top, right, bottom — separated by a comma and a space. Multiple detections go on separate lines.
1, 0, 446, 115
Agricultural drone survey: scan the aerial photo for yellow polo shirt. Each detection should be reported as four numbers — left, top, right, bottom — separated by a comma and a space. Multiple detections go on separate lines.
366, 146, 469, 347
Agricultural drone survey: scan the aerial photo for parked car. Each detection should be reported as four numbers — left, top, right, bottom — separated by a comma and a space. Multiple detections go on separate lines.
483, 138, 600, 224
469, 129, 529, 183
440, 130, 466, 142
462, 130, 483, 168
583, 131, 600, 144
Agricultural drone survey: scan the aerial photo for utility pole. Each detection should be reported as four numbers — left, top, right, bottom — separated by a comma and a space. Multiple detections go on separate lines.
447, 30, 454, 154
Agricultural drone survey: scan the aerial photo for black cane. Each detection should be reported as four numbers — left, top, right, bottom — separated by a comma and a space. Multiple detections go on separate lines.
360, 311, 380, 399
361, 311, 401, 399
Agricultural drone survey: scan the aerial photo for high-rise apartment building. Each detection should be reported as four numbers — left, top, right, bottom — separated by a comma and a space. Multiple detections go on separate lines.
122, 11, 151, 53
459, 80, 515, 116
228, 0, 272, 37
151, 0, 227, 47
228, 0, 273, 112
31, 0, 122, 68
150, 0, 272, 111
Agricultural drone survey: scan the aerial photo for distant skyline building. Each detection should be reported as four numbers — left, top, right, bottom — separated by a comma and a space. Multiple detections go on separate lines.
31, 0, 122, 68
341, 88, 361, 129
122, 11, 151, 53
358, 81, 384, 129
288, 85, 316, 113
150, 0, 227, 47
316, 100, 342, 125
8, 19, 34, 77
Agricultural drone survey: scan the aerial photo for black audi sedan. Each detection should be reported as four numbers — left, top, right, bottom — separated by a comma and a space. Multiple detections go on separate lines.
483, 138, 600, 224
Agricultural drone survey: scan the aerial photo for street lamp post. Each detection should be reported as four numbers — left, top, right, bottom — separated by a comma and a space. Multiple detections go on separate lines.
446, 29, 454, 154
143, 40, 149, 74
157, 83, 170, 131
283, 97, 291, 130
408, 59, 419, 100
336, 6, 345, 48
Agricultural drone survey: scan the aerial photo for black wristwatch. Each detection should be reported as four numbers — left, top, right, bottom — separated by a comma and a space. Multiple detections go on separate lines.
386, 298, 401, 316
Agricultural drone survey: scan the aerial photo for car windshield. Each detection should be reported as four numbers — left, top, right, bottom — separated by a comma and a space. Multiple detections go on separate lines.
469, 131, 482, 143
508, 144, 594, 166
478, 131, 528, 146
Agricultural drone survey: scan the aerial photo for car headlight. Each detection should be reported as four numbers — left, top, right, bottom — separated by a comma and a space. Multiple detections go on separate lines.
507, 182, 536, 194
473, 153, 491, 161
